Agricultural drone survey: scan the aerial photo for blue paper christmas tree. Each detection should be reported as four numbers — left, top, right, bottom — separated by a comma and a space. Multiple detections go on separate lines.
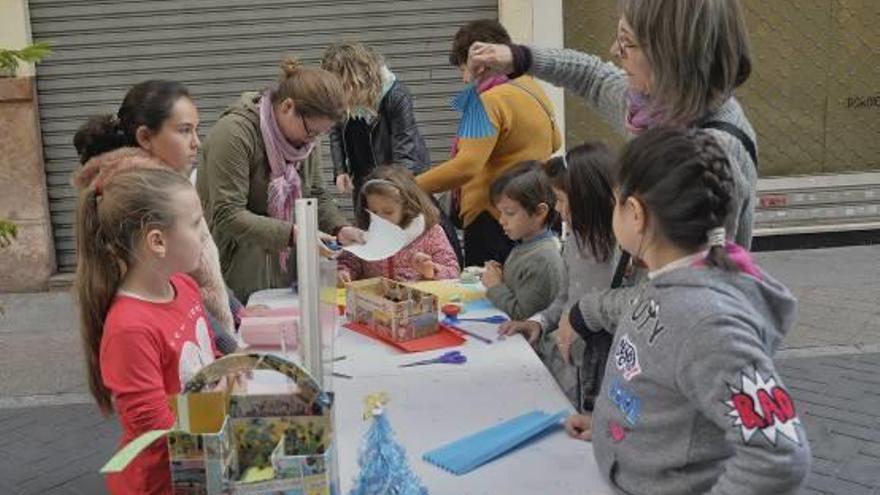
349, 393, 429, 495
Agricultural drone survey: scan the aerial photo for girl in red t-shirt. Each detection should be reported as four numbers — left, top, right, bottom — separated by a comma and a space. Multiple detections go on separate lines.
75, 166, 218, 494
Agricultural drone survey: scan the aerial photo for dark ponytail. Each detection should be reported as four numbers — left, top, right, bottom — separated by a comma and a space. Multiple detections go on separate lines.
545, 142, 616, 262
73, 80, 191, 163
616, 127, 739, 272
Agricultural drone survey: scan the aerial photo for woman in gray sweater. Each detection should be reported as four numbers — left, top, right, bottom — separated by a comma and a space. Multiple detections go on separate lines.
467, 0, 758, 249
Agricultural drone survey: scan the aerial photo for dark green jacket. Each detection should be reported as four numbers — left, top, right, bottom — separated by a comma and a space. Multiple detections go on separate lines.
197, 92, 346, 302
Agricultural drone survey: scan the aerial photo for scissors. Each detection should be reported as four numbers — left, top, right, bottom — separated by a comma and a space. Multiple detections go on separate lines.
399, 351, 467, 368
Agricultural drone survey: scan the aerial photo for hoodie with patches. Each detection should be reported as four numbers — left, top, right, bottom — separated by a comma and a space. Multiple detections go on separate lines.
571, 260, 811, 495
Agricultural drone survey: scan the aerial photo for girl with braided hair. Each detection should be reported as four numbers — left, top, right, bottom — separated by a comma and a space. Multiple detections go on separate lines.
561, 128, 810, 494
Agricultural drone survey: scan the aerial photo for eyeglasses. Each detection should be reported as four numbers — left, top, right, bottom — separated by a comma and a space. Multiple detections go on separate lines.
299, 112, 321, 140
615, 33, 639, 59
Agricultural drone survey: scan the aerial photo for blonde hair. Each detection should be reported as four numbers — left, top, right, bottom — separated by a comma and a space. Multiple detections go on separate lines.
321, 43, 384, 114
621, 0, 752, 124
75, 167, 193, 415
272, 56, 347, 121
356, 165, 439, 231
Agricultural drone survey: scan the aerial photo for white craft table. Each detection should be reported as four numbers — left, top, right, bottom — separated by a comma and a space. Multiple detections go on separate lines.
246, 288, 612, 494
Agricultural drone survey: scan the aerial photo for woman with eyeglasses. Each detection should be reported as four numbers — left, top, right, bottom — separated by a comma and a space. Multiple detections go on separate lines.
468, 0, 758, 249
197, 57, 365, 302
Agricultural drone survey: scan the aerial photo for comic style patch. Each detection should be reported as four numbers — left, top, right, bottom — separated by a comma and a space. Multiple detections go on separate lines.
607, 420, 628, 443
725, 366, 801, 446
614, 334, 642, 381
608, 378, 641, 426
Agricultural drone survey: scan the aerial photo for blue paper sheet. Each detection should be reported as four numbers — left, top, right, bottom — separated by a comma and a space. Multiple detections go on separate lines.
422, 409, 566, 475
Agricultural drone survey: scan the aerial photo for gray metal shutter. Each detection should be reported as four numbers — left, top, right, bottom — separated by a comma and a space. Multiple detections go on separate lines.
30, 0, 497, 272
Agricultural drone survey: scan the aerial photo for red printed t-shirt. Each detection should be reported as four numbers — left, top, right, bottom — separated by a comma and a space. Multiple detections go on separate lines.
100, 273, 217, 494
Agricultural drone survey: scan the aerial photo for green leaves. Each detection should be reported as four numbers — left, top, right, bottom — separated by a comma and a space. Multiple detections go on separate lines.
0, 42, 52, 74
0, 220, 17, 248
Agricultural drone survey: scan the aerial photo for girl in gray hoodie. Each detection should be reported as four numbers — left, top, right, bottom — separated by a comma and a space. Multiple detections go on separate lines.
563, 128, 810, 495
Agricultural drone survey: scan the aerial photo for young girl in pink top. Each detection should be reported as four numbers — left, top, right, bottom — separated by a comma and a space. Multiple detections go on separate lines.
337, 165, 460, 284
75, 166, 218, 494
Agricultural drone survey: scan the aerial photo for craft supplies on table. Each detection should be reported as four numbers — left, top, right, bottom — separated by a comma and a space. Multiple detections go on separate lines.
102, 353, 339, 494
423, 409, 567, 475
343, 321, 465, 353
345, 278, 439, 342
399, 351, 467, 368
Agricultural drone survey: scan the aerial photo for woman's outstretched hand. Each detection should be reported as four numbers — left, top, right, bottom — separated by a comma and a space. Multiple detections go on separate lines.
467, 42, 515, 80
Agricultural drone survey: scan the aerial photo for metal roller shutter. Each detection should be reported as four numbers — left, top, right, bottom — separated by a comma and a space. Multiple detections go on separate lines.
29, 0, 497, 272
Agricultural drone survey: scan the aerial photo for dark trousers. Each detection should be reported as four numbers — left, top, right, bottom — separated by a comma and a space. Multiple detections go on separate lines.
463, 211, 515, 267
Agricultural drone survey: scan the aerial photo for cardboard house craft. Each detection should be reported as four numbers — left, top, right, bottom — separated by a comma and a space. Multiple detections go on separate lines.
345, 278, 439, 342
102, 353, 339, 495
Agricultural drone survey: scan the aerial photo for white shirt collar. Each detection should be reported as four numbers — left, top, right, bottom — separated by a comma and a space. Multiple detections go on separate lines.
647, 250, 707, 280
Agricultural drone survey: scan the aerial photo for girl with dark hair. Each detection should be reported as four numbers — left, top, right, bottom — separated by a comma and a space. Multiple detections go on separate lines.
336, 165, 459, 284
74, 167, 217, 493
562, 128, 810, 494
197, 58, 366, 302
73, 80, 240, 354
482, 162, 565, 320
499, 142, 617, 411
74, 80, 196, 170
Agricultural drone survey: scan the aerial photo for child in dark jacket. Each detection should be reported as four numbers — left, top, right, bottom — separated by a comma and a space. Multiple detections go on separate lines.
563, 128, 810, 495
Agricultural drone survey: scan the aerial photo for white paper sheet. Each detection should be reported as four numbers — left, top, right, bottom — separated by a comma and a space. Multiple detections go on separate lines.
341, 211, 408, 261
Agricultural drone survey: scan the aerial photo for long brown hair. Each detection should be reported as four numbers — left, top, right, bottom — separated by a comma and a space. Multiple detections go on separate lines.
355, 165, 439, 231
272, 56, 347, 121
620, 0, 752, 124
545, 142, 616, 262
75, 167, 193, 415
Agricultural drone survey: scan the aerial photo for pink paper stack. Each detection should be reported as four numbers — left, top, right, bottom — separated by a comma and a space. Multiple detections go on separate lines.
238, 307, 300, 350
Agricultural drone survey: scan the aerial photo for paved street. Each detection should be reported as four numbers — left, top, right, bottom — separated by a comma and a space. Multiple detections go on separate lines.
1, 245, 878, 494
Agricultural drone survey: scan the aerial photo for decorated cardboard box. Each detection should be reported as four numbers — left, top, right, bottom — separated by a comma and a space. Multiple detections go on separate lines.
103, 353, 339, 495
345, 278, 439, 342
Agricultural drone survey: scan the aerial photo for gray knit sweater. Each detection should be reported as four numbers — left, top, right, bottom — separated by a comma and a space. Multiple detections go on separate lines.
486, 234, 565, 321
529, 47, 758, 248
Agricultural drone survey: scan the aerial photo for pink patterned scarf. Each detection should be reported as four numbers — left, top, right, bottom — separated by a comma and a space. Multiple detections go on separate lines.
624, 90, 668, 135
259, 92, 316, 271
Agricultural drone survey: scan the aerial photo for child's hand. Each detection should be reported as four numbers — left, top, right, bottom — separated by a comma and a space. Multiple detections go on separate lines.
337, 226, 366, 245
498, 320, 542, 345
557, 310, 576, 365
482, 261, 502, 288
564, 413, 593, 441
413, 252, 436, 280
337, 271, 352, 287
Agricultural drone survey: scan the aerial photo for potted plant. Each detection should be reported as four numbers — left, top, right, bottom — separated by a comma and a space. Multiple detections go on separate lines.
0, 220, 16, 249
0, 42, 52, 77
